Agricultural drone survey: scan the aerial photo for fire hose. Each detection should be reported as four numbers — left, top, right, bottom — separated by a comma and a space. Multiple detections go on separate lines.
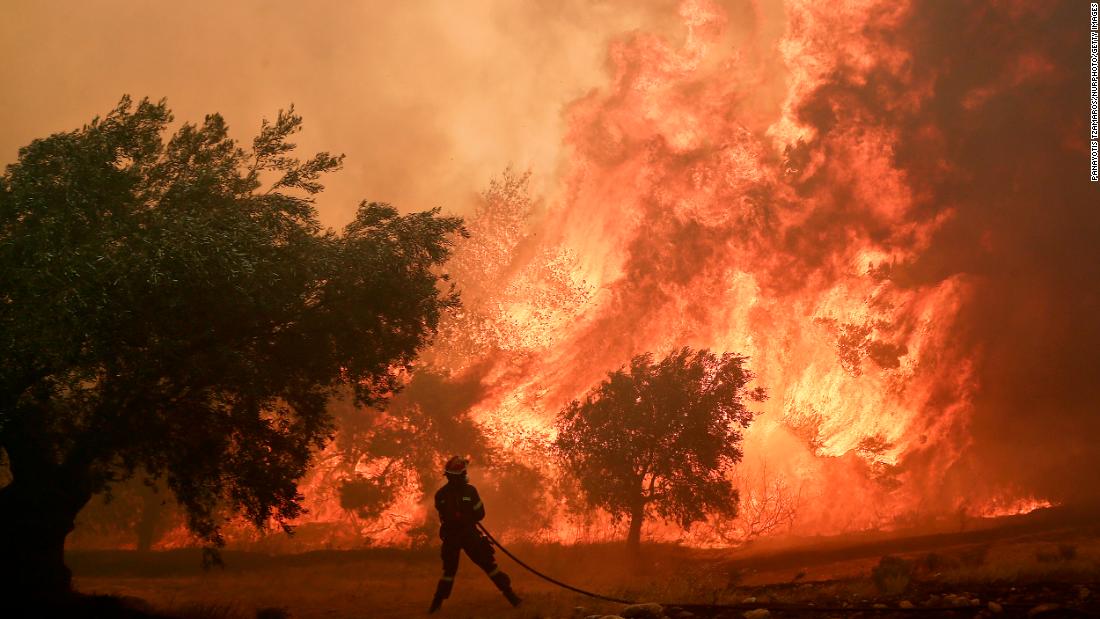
476, 523, 638, 605
476, 523, 1065, 616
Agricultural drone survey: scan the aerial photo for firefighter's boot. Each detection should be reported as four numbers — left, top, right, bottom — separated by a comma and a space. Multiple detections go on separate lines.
490, 571, 522, 607
427, 596, 444, 614
429, 577, 454, 614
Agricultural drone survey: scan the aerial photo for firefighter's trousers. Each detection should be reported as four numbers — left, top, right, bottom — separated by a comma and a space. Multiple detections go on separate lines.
433, 527, 513, 599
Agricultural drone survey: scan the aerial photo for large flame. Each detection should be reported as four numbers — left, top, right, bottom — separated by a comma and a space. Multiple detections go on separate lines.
70, 0, 1097, 551
288, 0, 1006, 545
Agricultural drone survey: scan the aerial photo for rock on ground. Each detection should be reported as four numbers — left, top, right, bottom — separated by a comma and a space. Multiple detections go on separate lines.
942, 593, 971, 607
620, 602, 665, 619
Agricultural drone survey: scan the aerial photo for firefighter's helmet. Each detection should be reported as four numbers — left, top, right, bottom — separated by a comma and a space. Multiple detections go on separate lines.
444, 455, 468, 477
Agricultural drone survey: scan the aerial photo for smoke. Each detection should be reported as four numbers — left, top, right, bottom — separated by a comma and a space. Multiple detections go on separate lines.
883, 1, 1100, 507
0, 0, 680, 227
770, 0, 1100, 509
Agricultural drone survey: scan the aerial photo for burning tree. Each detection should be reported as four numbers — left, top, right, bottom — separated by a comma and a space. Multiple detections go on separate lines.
553, 347, 765, 551
0, 96, 463, 597
330, 367, 495, 527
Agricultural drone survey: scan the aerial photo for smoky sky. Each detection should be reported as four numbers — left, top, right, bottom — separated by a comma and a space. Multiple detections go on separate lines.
0, 0, 683, 228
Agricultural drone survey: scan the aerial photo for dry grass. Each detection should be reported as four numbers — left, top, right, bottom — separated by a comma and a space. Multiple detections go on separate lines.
933, 537, 1100, 585
75, 545, 684, 619
71, 531, 1100, 618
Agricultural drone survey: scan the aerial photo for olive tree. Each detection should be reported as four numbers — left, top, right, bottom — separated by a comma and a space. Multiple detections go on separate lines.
0, 96, 463, 596
553, 347, 765, 551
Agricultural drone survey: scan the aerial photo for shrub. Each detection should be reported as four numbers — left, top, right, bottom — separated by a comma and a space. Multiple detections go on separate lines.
959, 544, 991, 567
871, 555, 914, 595
1036, 544, 1077, 563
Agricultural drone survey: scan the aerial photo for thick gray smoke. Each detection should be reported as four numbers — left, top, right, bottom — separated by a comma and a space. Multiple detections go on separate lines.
883, 1, 1100, 505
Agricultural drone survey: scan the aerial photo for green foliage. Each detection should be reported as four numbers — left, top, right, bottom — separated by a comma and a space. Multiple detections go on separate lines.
552, 347, 764, 543
0, 96, 463, 545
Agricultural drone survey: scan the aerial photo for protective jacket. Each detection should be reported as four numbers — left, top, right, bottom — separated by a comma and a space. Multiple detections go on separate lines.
434, 479, 485, 537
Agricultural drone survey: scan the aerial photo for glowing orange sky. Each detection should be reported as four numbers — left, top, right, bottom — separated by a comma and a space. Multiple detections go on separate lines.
0, 1, 698, 228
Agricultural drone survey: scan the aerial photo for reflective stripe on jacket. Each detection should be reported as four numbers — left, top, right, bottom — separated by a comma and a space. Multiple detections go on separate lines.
434, 481, 485, 534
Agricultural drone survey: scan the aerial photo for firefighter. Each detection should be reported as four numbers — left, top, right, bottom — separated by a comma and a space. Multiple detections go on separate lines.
428, 455, 521, 613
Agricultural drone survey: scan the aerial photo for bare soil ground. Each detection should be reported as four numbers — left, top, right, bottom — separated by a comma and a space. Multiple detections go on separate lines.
61, 507, 1100, 619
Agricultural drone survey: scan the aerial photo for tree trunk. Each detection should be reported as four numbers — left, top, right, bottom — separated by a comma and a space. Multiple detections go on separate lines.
626, 498, 644, 553
136, 481, 163, 552
0, 467, 92, 599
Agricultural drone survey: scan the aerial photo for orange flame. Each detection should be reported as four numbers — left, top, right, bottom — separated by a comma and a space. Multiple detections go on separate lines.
73, 0, 1067, 551
283, 0, 1054, 546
